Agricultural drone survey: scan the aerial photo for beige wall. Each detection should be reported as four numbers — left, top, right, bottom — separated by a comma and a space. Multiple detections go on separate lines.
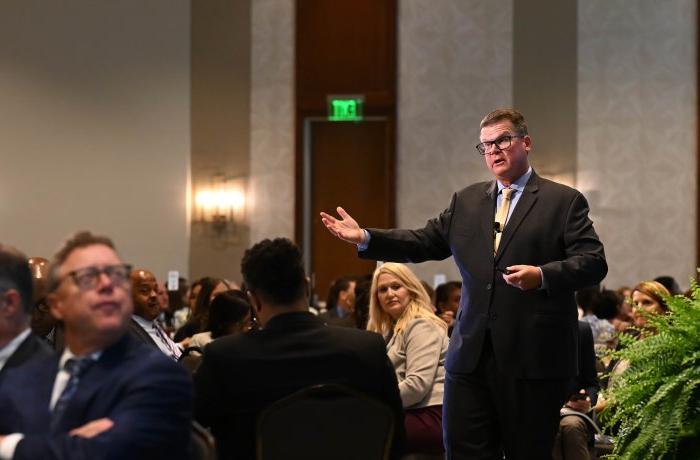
190, 0, 251, 283
249, 0, 295, 243
0, 0, 190, 279
578, 0, 697, 290
0, 1, 695, 291
397, 0, 514, 285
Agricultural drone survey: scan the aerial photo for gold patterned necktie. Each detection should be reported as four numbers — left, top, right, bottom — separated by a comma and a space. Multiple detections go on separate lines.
494, 187, 513, 254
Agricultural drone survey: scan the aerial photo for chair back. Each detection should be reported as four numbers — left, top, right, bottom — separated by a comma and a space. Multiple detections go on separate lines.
256, 383, 395, 460
190, 421, 216, 460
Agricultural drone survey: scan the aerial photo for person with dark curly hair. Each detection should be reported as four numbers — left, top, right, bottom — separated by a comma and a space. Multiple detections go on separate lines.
194, 238, 405, 460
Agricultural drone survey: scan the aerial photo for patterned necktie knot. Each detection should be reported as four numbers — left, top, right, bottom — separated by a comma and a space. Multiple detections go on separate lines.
64, 357, 92, 376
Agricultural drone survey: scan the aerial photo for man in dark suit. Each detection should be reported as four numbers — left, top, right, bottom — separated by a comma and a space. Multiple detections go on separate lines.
0, 245, 52, 380
0, 232, 192, 460
127, 268, 182, 361
321, 108, 607, 459
194, 238, 405, 460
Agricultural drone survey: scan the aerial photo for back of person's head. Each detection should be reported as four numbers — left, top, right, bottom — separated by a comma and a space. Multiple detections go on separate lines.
325, 276, 355, 310
46, 231, 116, 293
653, 275, 681, 296
480, 108, 528, 135
353, 279, 371, 329
0, 244, 33, 314
241, 238, 306, 306
592, 289, 621, 320
575, 284, 601, 312
367, 262, 445, 336
206, 289, 252, 339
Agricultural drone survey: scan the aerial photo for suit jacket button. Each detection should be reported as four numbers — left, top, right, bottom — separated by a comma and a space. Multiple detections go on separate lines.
486, 283, 492, 290
490, 313, 498, 320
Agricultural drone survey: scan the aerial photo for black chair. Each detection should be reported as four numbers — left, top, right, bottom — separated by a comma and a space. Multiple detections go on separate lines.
256, 384, 395, 460
190, 421, 216, 460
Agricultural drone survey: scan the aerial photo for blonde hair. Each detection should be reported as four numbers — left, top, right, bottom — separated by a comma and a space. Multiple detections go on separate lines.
366, 263, 447, 337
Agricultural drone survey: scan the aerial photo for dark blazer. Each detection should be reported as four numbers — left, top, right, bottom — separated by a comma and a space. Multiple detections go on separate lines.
362, 171, 607, 379
0, 332, 52, 380
194, 311, 405, 460
0, 334, 193, 460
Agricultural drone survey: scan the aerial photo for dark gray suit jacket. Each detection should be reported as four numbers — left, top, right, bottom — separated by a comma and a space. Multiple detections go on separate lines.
0, 332, 52, 381
362, 171, 607, 379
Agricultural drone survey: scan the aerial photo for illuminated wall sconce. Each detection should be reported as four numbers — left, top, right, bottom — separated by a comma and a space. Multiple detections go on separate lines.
193, 173, 246, 244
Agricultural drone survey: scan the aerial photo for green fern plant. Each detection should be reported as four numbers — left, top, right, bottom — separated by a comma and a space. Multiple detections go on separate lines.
600, 278, 700, 459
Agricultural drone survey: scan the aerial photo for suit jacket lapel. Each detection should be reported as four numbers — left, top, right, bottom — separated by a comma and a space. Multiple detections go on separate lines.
129, 318, 159, 348
480, 181, 498, 259
2, 334, 34, 373
495, 173, 540, 262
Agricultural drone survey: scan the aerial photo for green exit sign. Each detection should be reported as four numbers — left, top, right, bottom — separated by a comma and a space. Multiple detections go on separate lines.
327, 95, 364, 122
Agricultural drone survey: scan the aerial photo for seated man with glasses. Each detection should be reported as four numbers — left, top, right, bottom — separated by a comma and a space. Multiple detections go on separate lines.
0, 231, 193, 460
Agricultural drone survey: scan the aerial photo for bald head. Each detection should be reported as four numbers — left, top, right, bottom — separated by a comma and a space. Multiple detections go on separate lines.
131, 269, 159, 321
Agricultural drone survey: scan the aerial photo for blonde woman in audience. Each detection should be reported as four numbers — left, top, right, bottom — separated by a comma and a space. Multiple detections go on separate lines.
631, 280, 670, 330
367, 262, 448, 455
595, 280, 670, 413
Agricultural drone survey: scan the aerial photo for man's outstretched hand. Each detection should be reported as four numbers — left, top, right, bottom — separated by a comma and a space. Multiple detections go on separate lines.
320, 207, 365, 245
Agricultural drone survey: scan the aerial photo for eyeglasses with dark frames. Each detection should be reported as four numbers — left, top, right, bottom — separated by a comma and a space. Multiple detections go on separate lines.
476, 134, 525, 155
55, 264, 132, 292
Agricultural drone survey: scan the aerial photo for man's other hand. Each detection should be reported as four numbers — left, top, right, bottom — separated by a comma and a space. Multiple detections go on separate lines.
69, 418, 114, 439
503, 265, 542, 290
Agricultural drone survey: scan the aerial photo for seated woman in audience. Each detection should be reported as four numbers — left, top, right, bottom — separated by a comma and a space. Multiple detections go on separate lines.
188, 289, 254, 348
630, 280, 670, 332
367, 262, 448, 455
596, 280, 670, 409
174, 277, 229, 342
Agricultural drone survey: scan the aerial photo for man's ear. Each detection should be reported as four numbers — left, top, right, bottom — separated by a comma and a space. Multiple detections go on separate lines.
47, 293, 64, 321
247, 290, 263, 313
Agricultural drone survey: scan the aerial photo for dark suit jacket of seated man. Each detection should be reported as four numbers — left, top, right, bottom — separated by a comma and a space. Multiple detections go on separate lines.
0, 334, 192, 460
0, 232, 193, 460
193, 238, 405, 460
194, 310, 405, 460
